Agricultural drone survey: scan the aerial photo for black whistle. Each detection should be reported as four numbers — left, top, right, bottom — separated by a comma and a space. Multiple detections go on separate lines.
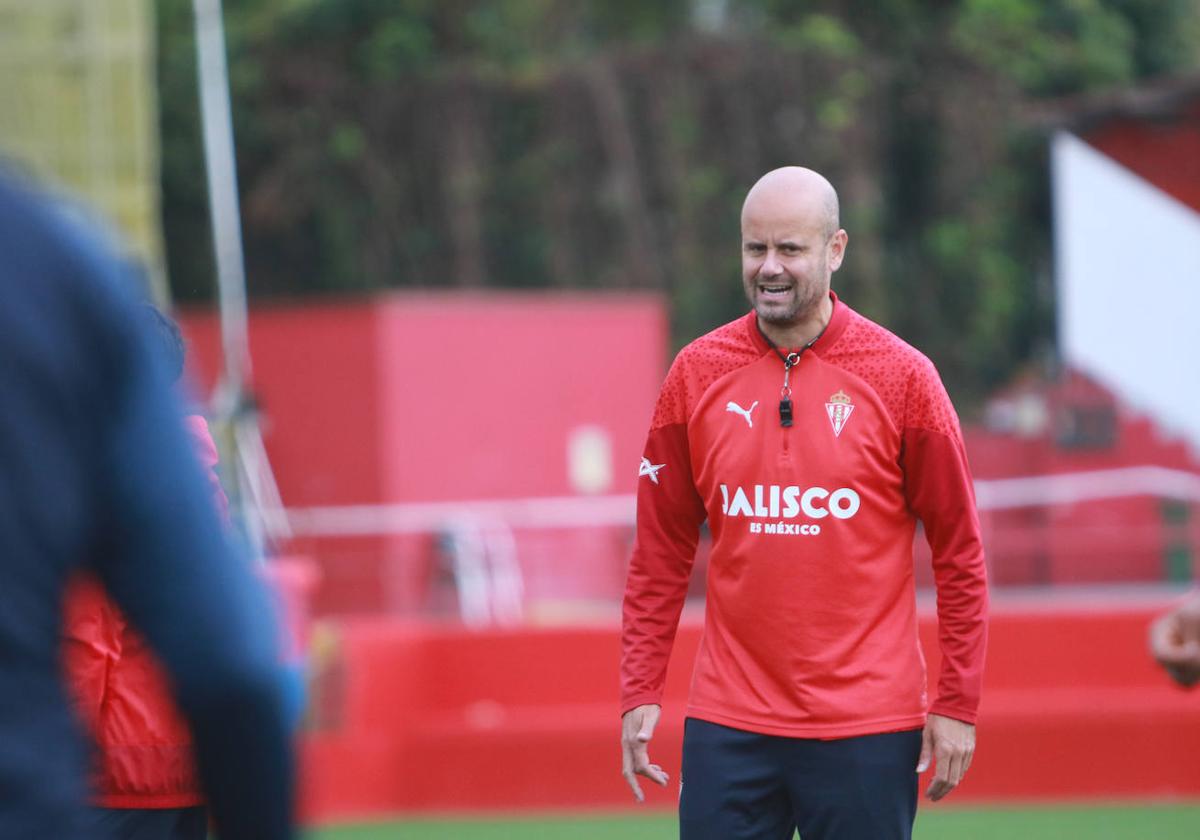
779, 398, 793, 428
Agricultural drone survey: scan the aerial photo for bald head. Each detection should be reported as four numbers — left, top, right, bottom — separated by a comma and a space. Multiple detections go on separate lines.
739, 167, 847, 343
741, 167, 840, 239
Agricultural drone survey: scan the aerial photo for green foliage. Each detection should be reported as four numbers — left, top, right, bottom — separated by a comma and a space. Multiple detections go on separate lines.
953, 0, 1137, 94
159, 0, 1200, 404
156, 0, 212, 300
772, 12, 862, 59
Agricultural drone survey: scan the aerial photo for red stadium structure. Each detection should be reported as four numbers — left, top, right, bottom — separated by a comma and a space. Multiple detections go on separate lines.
179, 285, 1200, 822
177, 89, 1200, 818
921, 368, 1200, 588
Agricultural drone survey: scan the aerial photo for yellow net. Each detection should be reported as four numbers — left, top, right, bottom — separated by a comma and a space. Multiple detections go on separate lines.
0, 0, 166, 302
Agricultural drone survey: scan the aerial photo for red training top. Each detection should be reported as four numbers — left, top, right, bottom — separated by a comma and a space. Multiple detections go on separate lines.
621, 294, 988, 738
63, 415, 228, 807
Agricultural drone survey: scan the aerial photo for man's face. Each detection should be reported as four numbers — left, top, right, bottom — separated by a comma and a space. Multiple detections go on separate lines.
741, 218, 844, 327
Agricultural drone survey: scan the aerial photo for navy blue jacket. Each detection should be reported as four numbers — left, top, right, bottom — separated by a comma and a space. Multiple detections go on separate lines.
0, 172, 294, 838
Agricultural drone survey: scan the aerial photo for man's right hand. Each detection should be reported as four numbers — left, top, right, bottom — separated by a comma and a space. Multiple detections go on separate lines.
621, 704, 669, 802
1149, 590, 1200, 687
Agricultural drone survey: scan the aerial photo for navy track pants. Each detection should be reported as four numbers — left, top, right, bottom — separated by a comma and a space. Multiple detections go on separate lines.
679, 718, 922, 840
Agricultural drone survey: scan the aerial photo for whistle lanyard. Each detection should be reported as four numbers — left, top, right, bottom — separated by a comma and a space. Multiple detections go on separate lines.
756, 322, 826, 428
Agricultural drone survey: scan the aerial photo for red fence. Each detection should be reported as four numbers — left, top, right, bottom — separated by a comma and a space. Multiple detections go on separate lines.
298, 595, 1200, 824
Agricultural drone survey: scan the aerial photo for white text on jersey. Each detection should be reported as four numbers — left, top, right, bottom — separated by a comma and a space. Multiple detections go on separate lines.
719, 484, 861, 520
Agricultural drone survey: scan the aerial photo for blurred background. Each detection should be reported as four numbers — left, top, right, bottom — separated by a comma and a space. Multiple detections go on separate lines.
2, 1, 1200, 837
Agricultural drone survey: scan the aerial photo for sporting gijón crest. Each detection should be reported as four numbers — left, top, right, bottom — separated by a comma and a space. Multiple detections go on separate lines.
825, 390, 854, 437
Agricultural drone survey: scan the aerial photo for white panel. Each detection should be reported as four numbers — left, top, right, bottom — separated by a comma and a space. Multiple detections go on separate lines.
1052, 131, 1200, 453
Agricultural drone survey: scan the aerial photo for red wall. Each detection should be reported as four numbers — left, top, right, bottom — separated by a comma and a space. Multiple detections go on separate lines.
180, 292, 665, 506
179, 300, 385, 505
374, 293, 665, 502
178, 292, 667, 615
298, 597, 1200, 823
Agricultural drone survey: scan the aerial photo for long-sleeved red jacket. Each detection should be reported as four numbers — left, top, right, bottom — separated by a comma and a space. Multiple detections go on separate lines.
621, 295, 988, 738
63, 415, 228, 807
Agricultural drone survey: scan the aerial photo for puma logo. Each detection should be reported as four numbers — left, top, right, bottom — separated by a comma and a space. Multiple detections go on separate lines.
726, 400, 759, 428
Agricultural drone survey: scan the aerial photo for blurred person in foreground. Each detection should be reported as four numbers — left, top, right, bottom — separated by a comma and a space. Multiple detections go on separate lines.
1149, 589, 1200, 688
62, 304, 228, 840
0, 170, 293, 839
620, 167, 988, 840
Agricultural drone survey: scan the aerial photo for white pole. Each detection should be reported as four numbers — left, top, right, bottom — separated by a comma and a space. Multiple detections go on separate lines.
192, 0, 269, 559
192, 0, 250, 395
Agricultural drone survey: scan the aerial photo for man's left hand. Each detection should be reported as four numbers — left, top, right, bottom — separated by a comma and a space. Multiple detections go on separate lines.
917, 713, 975, 801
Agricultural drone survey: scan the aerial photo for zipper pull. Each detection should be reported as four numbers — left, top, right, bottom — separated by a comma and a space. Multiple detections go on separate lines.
779, 352, 799, 428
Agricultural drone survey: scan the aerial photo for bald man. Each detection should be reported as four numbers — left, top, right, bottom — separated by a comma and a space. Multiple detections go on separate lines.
620, 168, 988, 840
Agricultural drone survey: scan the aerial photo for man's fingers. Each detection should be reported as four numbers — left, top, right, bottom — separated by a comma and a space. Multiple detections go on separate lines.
622, 751, 667, 801
925, 744, 973, 801
927, 749, 955, 801
1168, 663, 1200, 687
1148, 617, 1200, 666
936, 744, 953, 783
916, 726, 932, 773
622, 768, 645, 803
620, 705, 663, 802
947, 750, 966, 789
1155, 641, 1199, 666
1173, 642, 1200, 663
926, 777, 952, 801
1148, 614, 1176, 654
639, 762, 669, 787
622, 742, 650, 802
1156, 644, 1200, 687
620, 742, 644, 802
629, 737, 668, 786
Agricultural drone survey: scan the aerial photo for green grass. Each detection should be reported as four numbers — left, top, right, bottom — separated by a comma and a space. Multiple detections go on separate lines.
309, 802, 1200, 839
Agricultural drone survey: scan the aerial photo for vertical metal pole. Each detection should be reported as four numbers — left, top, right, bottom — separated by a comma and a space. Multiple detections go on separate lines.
192, 0, 264, 558
193, 0, 251, 395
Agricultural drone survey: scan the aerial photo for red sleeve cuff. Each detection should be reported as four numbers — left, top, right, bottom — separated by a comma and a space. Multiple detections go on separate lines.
928, 702, 978, 726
